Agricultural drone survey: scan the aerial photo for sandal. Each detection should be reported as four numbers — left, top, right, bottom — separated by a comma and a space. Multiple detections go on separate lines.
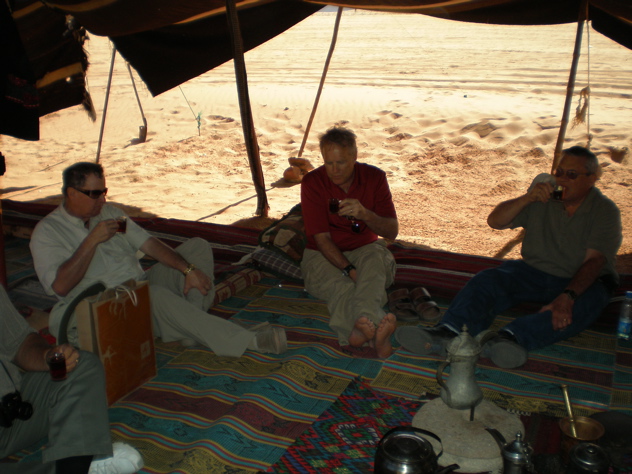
409, 287, 442, 323
388, 288, 420, 322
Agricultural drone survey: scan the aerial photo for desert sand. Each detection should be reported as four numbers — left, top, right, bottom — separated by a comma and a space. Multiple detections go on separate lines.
1, 11, 631, 271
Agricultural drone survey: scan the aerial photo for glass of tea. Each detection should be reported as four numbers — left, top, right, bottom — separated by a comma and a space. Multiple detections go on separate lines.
328, 198, 340, 213
552, 185, 564, 201
47, 352, 67, 381
116, 216, 127, 233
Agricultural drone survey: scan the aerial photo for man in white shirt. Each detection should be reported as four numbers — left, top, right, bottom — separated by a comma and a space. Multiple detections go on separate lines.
30, 162, 286, 357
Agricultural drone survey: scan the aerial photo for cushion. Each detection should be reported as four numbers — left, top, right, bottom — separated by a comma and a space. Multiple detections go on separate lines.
258, 203, 306, 264
251, 248, 303, 282
213, 267, 264, 306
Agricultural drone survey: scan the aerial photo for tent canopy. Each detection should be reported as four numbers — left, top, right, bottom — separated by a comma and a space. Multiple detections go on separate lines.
2, 0, 631, 140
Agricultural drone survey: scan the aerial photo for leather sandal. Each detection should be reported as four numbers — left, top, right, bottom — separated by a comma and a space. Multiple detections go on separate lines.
409, 287, 442, 323
388, 288, 420, 322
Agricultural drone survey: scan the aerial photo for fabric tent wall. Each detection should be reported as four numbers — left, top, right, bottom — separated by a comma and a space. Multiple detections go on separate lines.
1, 0, 93, 141
2, 0, 631, 139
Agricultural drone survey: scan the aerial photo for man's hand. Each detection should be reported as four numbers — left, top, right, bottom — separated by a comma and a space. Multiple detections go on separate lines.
526, 182, 554, 204
89, 219, 120, 244
184, 268, 213, 296
488, 181, 553, 230
540, 294, 573, 330
46, 344, 81, 373
339, 198, 365, 220
338, 198, 399, 240
52, 220, 120, 297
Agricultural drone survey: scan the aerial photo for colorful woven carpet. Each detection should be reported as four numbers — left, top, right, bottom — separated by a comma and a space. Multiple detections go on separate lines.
4, 200, 632, 473
105, 278, 383, 473
270, 378, 632, 474
373, 305, 632, 418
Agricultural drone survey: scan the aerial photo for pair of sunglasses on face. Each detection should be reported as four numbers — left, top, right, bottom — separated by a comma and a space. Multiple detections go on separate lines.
74, 187, 108, 199
554, 168, 592, 180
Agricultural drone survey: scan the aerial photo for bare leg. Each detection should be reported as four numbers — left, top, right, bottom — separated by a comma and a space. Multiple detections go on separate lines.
349, 316, 376, 347
374, 313, 396, 359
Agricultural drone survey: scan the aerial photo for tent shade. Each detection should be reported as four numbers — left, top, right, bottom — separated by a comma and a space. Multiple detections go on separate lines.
2, 0, 631, 140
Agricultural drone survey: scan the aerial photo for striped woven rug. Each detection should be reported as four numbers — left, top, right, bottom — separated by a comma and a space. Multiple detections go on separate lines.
105, 282, 631, 473
106, 278, 383, 473
373, 298, 632, 419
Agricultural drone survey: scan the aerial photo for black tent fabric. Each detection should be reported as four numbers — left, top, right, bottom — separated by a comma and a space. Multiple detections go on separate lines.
2, 0, 631, 140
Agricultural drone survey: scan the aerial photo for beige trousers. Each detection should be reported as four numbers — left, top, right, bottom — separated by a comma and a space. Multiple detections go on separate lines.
301, 241, 396, 345
146, 237, 255, 357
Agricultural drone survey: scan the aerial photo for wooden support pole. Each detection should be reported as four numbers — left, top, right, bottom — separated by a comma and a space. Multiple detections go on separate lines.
551, 0, 589, 173
225, 0, 269, 217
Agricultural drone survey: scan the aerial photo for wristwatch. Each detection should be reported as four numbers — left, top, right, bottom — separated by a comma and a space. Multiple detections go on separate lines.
562, 289, 578, 301
342, 264, 356, 277
183, 263, 196, 276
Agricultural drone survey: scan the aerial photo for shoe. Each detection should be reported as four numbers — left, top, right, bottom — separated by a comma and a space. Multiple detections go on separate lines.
254, 326, 287, 354
89, 442, 143, 474
388, 288, 420, 322
409, 287, 442, 323
394, 325, 457, 357
180, 338, 196, 347
478, 330, 528, 369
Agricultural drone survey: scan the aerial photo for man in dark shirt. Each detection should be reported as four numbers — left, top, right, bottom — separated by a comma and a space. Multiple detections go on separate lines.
396, 146, 622, 368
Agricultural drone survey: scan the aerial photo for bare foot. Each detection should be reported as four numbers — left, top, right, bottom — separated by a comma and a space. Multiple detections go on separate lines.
375, 313, 397, 359
349, 316, 376, 347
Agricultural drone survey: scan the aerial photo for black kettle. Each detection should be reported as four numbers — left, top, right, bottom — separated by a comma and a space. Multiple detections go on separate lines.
374, 426, 460, 474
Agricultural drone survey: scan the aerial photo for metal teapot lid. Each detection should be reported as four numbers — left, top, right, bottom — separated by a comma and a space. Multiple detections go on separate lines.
381, 431, 434, 463
446, 325, 481, 357
569, 443, 610, 471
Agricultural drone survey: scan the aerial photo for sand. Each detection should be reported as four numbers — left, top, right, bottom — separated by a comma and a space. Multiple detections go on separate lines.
1, 11, 631, 271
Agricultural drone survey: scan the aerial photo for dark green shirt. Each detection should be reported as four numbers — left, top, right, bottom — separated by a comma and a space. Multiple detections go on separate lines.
511, 187, 622, 282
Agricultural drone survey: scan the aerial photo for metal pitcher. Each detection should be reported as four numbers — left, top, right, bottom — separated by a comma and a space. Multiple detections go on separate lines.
435, 325, 483, 411
486, 429, 535, 474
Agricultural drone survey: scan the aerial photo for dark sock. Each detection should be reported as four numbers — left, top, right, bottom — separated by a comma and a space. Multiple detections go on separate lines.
56, 455, 93, 474
429, 325, 458, 338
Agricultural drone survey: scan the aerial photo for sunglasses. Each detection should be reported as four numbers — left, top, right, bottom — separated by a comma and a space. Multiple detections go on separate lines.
74, 187, 108, 199
554, 168, 592, 180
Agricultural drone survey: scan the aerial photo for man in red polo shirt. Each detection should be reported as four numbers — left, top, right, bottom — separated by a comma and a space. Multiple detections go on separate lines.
300, 126, 399, 358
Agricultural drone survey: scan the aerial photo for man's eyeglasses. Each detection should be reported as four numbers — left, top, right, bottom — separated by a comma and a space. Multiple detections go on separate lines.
554, 168, 592, 180
74, 187, 108, 199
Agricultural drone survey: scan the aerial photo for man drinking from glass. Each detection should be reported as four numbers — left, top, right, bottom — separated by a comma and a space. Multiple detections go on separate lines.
30, 162, 287, 357
301, 126, 399, 358
396, 146, 622, 369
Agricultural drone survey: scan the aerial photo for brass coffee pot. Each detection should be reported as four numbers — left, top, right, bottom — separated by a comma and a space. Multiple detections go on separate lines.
435, 325, 483, 412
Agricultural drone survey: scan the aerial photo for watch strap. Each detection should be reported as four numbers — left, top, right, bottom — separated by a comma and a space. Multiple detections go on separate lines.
342, 264, 356, 277
563, 289, 578, 301
183, 263, 196, 276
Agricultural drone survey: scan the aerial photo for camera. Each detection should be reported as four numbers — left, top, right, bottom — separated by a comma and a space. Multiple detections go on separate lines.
0, 391, 33, 428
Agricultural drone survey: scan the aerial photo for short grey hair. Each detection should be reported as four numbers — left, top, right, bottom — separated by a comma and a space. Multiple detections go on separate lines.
319, 126, 357, 155
563, 145, 601, 178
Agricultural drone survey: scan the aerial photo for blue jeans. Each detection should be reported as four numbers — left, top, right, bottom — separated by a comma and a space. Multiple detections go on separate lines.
441, 260, 612, 351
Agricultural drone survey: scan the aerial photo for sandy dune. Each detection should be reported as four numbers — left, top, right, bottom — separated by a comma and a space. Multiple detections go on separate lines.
1, 11, 631, 270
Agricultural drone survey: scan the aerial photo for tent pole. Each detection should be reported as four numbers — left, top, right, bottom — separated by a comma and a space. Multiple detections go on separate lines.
225, 0, 268, 217
95, 44, 117, 164
0, 201, 6, 289
297, 7, 343, 158
551, 0, 589, 173
126, 62, 148, 143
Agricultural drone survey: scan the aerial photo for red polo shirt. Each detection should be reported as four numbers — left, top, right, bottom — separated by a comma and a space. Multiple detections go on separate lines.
301, 162, 397, 251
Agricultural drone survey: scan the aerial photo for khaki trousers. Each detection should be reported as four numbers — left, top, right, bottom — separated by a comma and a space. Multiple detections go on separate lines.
146, 238, 255, 357
301, 241, 396, 345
